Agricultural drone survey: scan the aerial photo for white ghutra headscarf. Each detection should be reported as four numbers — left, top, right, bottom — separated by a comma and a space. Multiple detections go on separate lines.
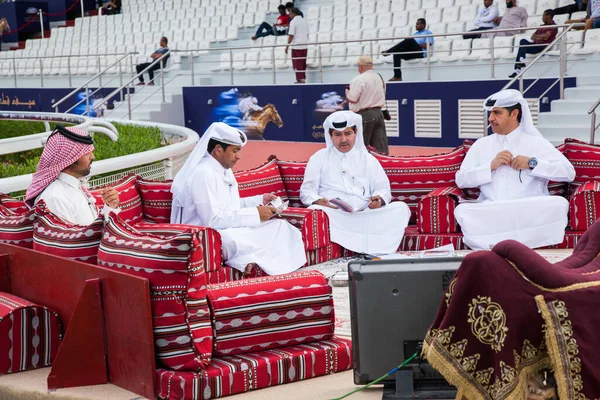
170, 122, 247, 223
483, 89, 542, 137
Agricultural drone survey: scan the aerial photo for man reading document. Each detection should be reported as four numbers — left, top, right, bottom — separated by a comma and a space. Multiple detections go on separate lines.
300, 111, 410, 255
170, 122, 306, 276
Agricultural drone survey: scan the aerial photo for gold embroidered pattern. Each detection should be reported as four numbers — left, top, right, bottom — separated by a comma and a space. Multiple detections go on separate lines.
460, 354, 480, 373
445, 278, 457, 306
475, 368, 494, 385
468, 296, 509, 352
449, 339, 468, 358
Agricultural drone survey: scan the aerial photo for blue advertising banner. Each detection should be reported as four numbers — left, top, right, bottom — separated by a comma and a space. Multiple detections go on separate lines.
183, 77, 576, 147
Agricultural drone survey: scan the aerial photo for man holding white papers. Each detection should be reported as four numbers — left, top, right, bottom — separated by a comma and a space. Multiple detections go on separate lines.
455, 89, 575, 250
170, 122, 306, 276
300, 111, 411, 254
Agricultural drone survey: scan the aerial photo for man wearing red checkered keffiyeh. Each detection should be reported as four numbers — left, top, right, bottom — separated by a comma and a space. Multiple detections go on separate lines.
25, 126, 120, 225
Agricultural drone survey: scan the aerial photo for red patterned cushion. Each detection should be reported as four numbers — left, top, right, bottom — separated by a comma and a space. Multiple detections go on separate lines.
235, 159, 288, 201
0, 194, 28, 215
569, 181, 600, 231
32, 202, 104, 264
418, 186, 463, 234
370, 146, 467, 222
0, 292, 62, 374
97, 215, 212, 371
564, 138, 600, 195
207, 270, 335, 357
156, 337, 352, 400
136, 178, 173, 224
0, 209, 35, 248
276, 159, 308, 207
279, 207, 330, 251
305, 243, 342, 267
90, 174, 143, 225
206, 265, 267, 285
399, 226, 468, 251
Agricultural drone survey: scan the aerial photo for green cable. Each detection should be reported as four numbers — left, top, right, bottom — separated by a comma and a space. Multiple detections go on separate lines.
330, 352, 419, 400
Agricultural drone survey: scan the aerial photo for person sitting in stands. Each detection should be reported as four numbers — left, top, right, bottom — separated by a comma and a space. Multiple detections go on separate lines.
252, 4, 290, 40
482, 0, 528, 37
25, 126, 120, 225
100, 0, 121, 15
509, 10, 557, 78
285, 1, 303, 17
170, 122, 307, 276
381, 18, 434, 82
566, 0, 600, 30
454, 89, 575, 250
136, 37, 169, 86
553, 0, 587, 18
463, 0, 499, 39
300, 111, 411, 255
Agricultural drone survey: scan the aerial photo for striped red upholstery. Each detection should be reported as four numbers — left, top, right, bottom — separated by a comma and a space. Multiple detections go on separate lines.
136, 177, 173, 224
417, 186, 463, 234
569, 181, 600, 231
278, 207, 330, 251
400, 226, 468, 251
306, 243, 342, 266
0, 194, 28, 215
156, 337, 352, 400
90, 174, 144, 225
206, 265, 267, 285
562, 139, 600, 196
276, 159, 307, 207
0, 292, 62, 374
235, 159, 288, 202
207, 271, 335, 357
97, 215, 212, 370
33, 202, 104, 264
370, 146, 467, 223
0, 208, 35, 248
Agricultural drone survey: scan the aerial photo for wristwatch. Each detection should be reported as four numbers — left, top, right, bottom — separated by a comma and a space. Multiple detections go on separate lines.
528, 157, 538, 169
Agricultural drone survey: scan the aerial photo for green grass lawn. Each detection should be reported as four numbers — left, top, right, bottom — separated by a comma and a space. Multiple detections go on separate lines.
0, 121, 165, 180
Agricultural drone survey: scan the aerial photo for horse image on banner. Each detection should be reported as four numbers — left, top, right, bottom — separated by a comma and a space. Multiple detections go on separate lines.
212, 88, 284, 140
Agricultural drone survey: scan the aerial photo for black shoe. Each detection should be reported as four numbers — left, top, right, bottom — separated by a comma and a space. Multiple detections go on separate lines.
508, 69, 521, 78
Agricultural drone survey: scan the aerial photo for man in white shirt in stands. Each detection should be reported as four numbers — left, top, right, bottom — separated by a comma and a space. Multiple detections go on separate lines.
454, 89, 575, 250
463, 0, 499, 39
482, 0, 528, 37
300, 111, 411, 255
25, 126, 120, 225
285, 7, 309, 84
170, 122, 306, 276
346, 55, 389, 154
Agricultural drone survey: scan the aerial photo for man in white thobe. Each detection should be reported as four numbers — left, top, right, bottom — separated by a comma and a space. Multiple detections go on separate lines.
170, 122, 306, 276
455, 89, 575, 250
300, 111, 411, 255
25, 126, 120, 225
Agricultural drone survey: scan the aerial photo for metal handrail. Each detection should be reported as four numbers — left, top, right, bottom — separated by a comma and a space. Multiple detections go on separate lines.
53, 52, 137, 112
5, 52, 136, 60
589, 96, 600, 143
92, 50, 172, 120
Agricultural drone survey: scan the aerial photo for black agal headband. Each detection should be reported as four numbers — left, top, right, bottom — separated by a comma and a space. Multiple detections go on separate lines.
48, 125, 94, 145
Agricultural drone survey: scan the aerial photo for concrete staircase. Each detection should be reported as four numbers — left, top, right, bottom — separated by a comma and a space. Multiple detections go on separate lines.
537, 75, 600, 145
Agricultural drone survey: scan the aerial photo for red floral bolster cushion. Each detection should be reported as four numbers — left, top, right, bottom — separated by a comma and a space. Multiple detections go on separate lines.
370, 145, 467, 223
235, 159, 288, 202
0, 208, 35, 248
136, 177, 173, 224
33, 201, 104, 265
207, 270, 335, 357
97, 215, 212, 371
278, 207, 330, 251
417, 186, 464, 234
569, 181, 600, 231
135, 222, 224, 273
0, 291, 62, 374
276, 159, 308, 207
564, 138, 600, 196
90, 174, 144, 225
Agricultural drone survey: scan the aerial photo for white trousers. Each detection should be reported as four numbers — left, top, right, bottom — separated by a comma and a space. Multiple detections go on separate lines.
219, 219, 307, 275
455, 196, 570, 250
311, 201, 411, 255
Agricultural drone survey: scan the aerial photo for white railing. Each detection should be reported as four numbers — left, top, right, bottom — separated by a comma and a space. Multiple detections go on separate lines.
0, 117, 199, 194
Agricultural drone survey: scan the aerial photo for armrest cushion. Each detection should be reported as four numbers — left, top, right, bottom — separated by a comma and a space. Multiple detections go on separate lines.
0, 208, 35, 248
278, 207, 330, 250
417, 186, 463, 234
0, 292, 62, 374
207, 270, 334, 357
569, 181, 600, 231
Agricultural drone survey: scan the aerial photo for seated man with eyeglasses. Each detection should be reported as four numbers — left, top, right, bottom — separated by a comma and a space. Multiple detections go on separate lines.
25, 126, 120, 225
300, 111, 411, 255
454, 90, 574, 250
